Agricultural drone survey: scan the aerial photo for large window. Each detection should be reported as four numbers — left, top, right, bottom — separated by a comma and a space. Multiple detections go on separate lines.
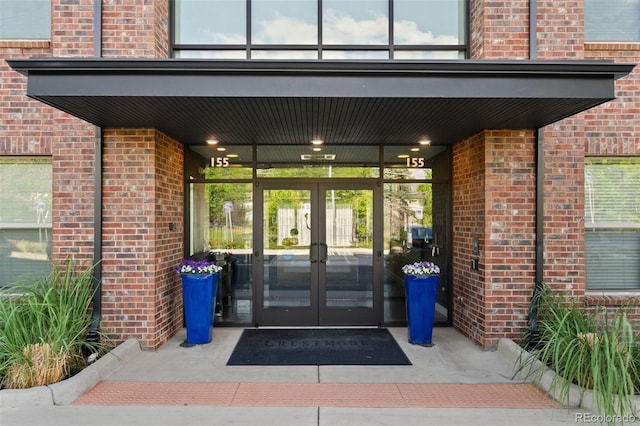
0, 157, 52, 288
585, 159, 640, 290
172, 0, 468, 59
0, 0, 51, 40
585, 0, 640, 42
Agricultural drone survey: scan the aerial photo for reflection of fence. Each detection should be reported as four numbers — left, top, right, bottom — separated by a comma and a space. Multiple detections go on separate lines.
276, 206, 353, 246
209, 225, 252, 249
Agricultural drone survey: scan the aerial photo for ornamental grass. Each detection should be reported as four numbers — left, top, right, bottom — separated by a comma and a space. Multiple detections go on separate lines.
518, 285, 640, 423
0, 260, 107, 389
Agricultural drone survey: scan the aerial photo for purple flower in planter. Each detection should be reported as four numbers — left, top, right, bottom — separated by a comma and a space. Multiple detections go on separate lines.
174, 259, 222, 274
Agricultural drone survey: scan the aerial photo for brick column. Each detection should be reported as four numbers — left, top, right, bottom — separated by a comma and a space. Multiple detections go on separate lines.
97, 1, 179, 348
102, 130, 183, 349
453, 130, 537, 348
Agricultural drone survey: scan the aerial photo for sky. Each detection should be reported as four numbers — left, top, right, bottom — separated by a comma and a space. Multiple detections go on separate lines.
175, 0, 463, 46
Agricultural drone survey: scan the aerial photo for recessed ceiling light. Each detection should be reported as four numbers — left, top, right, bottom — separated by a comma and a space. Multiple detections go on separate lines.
419, 139, 431, 145
226, 153, 239, 158
216, 147, 226, 152
207, 139, 219, 145
410, 147, 420, 152
310, 139, 324, 145
397, 154, 410, 159
312, 147, 322, 152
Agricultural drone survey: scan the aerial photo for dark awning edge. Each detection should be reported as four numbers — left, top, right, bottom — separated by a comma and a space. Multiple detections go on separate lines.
7, 58, 635, 79
5, 58, 635, 146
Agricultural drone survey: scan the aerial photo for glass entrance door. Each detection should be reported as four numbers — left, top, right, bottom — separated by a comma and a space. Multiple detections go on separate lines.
255, 181, 379, 326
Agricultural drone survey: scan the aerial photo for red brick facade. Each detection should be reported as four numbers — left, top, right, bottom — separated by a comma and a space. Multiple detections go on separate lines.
452, 130, 537, 347
101, 129, 183, 348
1, 1, 638, 349
0, 1, 176, 349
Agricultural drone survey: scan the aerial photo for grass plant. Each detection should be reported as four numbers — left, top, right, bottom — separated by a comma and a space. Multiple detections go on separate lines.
0, 259, 106, 389
518, 285, 639, 422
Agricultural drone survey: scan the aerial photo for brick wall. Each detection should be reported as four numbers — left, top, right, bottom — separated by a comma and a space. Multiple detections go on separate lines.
582, 44, 640, 317
0, 0, 97, 262
452, 132, 486, 345
453, 130, 537, 348
49, 0, 96, 261
52, 0, 94, 57
467, 0, 640, 344
2, 1, 177, 347
583, 44, 639, 155
483, 130, 537, 346
537, 1, 584, 59
537, 3, 587, 299
3, 0, 638, 349
101, 129, 183, 349
97, 1, 176, 348
0, 43, 53, 155
102, 0, 169, 58
153, 131, 184, 346
470, 0, 530, 59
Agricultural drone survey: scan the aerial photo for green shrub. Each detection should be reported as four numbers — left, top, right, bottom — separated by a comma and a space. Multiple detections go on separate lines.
518, 286, 638, 422
0, 259, 107, 389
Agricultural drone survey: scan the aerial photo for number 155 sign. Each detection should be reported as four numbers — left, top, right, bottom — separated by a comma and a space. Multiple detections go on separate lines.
211, 157, 229, 167
406, 157, 425, 168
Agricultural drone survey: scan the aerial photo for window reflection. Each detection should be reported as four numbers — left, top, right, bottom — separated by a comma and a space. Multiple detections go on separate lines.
252, 0, 317, 45
252, 50, 318, 60
190, 183, 254, 323
322, 50, 388, 60
394, 50, 464, 60
175, 50, 247, 59
175, 0, 246, 44
0, 0, 51, 39
394, 0, 465, 45
323, 0, 388, 45
172, 0, 467, 59
0, 158, 52, 288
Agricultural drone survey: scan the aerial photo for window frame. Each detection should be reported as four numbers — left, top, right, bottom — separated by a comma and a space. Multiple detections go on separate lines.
584, 157, 640, 291
0, 156, 53, 288
169, 0, 469, 60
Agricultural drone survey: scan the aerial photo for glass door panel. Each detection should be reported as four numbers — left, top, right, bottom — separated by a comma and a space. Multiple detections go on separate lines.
260, 187, 316, 325
320, 185, 376, 325
256, 181, 379, 326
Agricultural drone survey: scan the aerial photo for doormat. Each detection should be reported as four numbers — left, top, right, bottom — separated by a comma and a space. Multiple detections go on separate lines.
226, 328, 412, 366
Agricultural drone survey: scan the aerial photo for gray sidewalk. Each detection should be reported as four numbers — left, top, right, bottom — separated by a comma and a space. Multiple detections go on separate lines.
1, 328, 589, 426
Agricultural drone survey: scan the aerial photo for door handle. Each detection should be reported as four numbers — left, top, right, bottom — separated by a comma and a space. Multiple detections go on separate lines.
319, 242, 328, 264
310, 242, 318, 263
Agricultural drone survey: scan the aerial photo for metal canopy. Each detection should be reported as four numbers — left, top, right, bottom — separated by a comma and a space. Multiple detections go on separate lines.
7, 59, 634, 146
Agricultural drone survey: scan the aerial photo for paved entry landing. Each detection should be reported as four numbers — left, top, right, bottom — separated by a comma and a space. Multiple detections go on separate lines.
73, 382, 559, 408
72, 328, 562, 412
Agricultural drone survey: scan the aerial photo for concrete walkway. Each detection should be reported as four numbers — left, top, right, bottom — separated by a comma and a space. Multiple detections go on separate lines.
1, 327, 590, 426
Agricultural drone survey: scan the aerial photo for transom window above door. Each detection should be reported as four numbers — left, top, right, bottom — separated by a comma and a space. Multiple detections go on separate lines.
171, 0, 468, 60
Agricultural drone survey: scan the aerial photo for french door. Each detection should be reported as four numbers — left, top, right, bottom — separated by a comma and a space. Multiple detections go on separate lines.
255, 181, 380, 326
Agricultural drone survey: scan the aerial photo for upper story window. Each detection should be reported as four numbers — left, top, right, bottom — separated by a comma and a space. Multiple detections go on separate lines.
172, 0, 468, 60
585, 0, 640, 42
0, 0, 51, 40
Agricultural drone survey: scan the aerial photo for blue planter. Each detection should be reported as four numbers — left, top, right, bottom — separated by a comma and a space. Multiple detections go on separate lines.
181, 273, 219, 345
404, 274, 439, 346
